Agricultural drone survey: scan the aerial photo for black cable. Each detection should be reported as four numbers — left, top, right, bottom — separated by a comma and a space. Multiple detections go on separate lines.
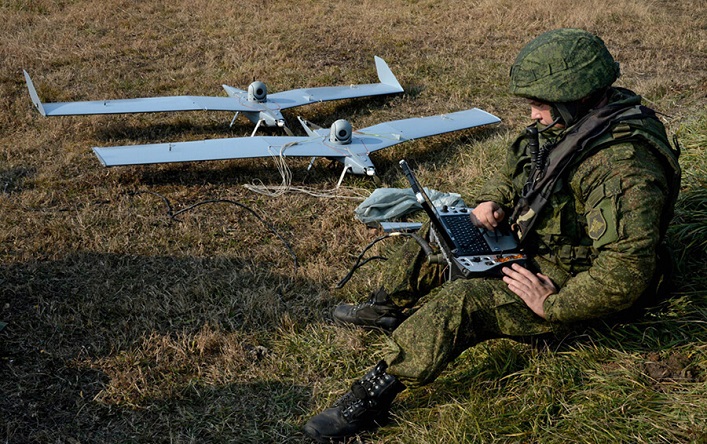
335, 233, 392, 289
335, 231, 434, 289
128, 191, 298, 273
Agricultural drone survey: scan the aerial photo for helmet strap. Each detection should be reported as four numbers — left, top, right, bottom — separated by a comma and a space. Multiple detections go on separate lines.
551, 88, 609, 127
537, 116, 562, 132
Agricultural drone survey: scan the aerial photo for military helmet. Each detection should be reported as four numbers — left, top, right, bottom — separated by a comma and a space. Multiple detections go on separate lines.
509, 28, 620, 103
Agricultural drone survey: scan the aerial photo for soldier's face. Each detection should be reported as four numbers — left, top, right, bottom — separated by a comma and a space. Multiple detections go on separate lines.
528, 100, 557, 126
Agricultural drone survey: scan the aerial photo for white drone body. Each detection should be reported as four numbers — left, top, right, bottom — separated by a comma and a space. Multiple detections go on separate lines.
24, 56, 404, 135
91, 109, 501, 185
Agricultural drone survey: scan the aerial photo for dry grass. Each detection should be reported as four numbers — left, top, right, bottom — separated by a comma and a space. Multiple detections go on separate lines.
1, 0, 706, 443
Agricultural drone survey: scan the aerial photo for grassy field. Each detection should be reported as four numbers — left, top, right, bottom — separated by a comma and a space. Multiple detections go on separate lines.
1, 0, 706, 442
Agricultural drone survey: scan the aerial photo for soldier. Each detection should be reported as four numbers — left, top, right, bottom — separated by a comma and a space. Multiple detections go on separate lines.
304, 28, 681, 442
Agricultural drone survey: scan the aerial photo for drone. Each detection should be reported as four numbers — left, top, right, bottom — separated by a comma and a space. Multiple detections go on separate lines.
91, 109, 501, 186
23, 56, 404, 136
24, 59, 500, 185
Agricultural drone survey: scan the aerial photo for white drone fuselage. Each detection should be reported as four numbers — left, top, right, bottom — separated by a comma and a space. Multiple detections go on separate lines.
222, 83, 287, 128
304, 119, 376, 176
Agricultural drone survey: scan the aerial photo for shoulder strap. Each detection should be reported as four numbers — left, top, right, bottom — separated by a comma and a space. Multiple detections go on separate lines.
511, 104, 639, 241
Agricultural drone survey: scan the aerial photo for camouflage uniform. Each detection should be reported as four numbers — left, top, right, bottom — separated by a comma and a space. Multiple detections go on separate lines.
304, 28, 681, 443
380, 88, 678, 385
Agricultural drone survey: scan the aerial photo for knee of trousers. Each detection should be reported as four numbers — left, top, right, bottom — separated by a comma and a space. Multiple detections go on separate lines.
383, 279, 503, 385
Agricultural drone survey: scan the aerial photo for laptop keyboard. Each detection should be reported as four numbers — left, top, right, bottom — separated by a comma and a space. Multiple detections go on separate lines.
442, 213, 491, 255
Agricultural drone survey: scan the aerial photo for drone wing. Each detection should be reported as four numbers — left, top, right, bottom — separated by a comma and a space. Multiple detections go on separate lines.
351, 108, 501, 152
23, 70, 250, 116
93, 108, 500, 168
266, 56, 403, 109
92, 136, 338, 167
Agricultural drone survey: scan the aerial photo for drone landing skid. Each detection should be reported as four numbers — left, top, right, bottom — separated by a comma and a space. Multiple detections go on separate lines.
334, 164, 381, 188
336, 166, 352, 188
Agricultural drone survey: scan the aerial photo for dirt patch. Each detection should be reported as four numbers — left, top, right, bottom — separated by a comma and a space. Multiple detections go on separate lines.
643, 351, 701, 385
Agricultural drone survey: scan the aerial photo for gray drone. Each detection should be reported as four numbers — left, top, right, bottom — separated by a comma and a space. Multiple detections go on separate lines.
24, 56, 404, 136
91, 109, 500, 186
25, 58, 501, 184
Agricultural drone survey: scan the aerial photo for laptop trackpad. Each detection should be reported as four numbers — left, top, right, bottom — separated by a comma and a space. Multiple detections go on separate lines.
482, 228, 519, 252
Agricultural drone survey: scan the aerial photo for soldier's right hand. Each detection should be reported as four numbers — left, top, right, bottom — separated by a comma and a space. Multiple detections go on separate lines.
470, 201, 505, 231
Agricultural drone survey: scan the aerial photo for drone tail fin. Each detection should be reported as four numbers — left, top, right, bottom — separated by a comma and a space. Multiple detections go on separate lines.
374, 56, 403, 92
23, 70, 47, 117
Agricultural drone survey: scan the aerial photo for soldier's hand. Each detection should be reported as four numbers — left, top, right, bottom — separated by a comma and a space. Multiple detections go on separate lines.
470, 201, 505, 231
501, 263, 556, 319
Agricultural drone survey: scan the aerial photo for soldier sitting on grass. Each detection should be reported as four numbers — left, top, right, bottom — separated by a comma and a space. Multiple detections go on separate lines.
303, 28, 681, 443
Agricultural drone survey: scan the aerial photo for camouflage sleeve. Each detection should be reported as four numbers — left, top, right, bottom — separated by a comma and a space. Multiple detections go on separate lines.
474, 133, 527, 208
543, 142, 669, 323
474, 169, 515, 208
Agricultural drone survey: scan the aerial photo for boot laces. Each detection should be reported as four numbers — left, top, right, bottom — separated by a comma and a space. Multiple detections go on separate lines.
336, 361, 397, 421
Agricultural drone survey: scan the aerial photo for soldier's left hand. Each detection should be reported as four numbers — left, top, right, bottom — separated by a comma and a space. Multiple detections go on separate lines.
501, 263, 557, 319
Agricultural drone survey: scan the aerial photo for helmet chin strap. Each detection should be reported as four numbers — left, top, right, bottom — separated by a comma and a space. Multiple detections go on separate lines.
550, 103, 576, 127
551, 88, 609, 127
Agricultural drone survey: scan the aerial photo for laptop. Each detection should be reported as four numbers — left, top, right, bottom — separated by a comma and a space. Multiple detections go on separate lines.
399, 159, 526, 278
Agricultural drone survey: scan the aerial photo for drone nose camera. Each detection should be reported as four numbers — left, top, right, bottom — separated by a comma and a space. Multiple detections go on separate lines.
247, 81, 268, 103
329, 119, 352, 144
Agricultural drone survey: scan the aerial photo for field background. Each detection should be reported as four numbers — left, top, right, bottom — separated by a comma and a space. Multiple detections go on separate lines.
1, 0, 706, 443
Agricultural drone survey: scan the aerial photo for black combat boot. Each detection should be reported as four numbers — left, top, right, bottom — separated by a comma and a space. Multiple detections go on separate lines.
304, 360, 404, 443
332, 288, 406, 331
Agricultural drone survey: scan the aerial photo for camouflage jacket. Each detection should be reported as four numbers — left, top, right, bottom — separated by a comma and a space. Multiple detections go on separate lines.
475, 88, 681, 323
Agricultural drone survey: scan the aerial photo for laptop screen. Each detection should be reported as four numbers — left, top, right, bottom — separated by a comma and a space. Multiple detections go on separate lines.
399, 159, 459, 250
398, 159, 525, 278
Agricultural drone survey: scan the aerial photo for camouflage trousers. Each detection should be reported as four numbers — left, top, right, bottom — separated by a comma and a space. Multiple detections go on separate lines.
373, 234, 560, 386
